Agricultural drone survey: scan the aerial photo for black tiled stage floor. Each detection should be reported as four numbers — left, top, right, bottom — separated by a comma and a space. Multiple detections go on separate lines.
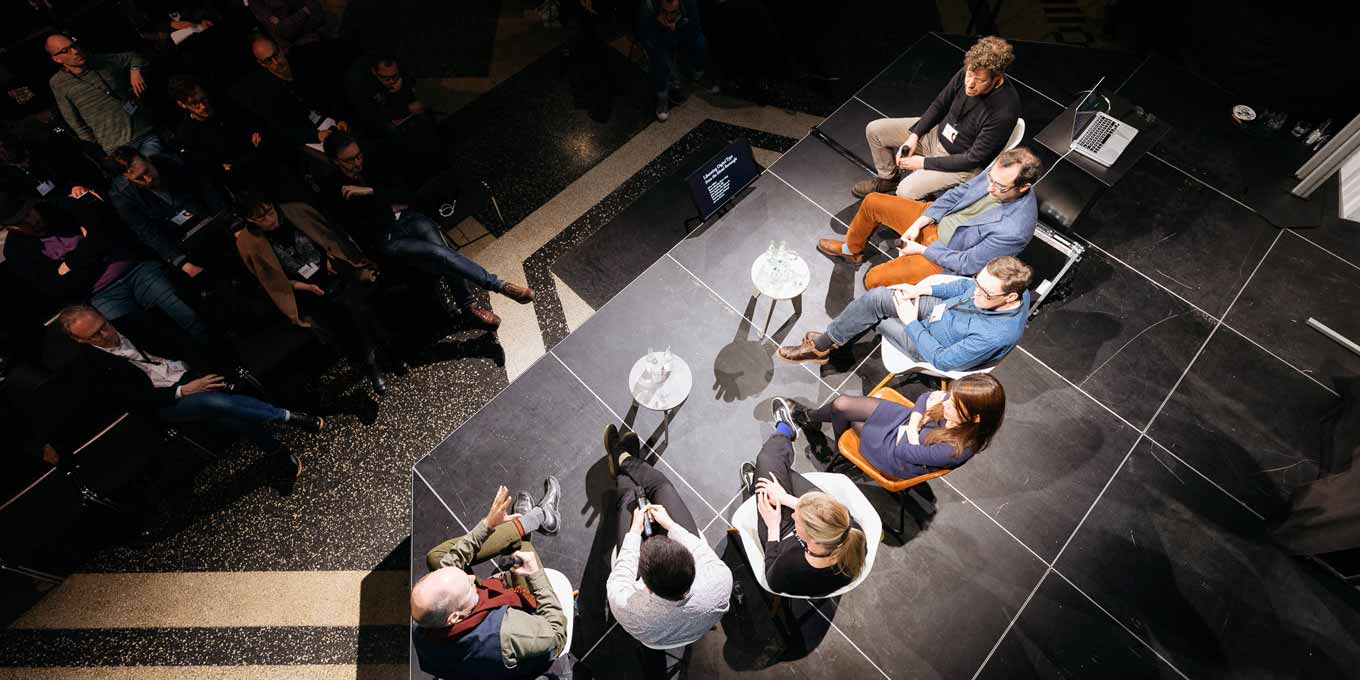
412, 35, 1360, 679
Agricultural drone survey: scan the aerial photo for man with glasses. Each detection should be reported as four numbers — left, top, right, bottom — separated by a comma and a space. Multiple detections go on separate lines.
817, 147, 1041, 290
344, 54, 442, 175
779, 255, 1033, 372
44, 34, 164, 156
234, 35, 350, 148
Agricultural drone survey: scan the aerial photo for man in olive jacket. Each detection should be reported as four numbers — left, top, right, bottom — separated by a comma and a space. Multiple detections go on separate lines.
412, 483, 567, 679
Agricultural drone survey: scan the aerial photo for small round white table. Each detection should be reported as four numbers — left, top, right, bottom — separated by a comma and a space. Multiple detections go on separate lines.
750, 250, 811, 334
628, 352, 693, 411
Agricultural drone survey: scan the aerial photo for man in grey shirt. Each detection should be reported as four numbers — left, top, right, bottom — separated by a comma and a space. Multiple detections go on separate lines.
45, 34, 163, 156
603, 424, 732, 649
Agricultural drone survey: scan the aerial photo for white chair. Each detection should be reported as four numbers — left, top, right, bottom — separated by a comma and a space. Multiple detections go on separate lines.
730, 472, 881, 599
543, 568, 574, 659
1003, 117, 1026, 153
881, 274, 1001, 388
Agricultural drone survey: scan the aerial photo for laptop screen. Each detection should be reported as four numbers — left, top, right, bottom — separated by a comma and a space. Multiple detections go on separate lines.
1069, 76, 1107, 144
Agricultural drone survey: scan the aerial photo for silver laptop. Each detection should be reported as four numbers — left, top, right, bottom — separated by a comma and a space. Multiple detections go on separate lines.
1070, 77, 1138, 167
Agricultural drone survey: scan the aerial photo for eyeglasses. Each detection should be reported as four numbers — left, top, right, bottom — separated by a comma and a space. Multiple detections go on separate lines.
986, 173, 1016, 193
374, 71, 401, 83
973, 275, 1005, 298
257, 50, 284, 65
49, 39, 80, 57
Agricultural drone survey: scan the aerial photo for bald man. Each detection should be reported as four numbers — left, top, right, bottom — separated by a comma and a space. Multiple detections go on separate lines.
45, 34, 163, 156
412, 483, 568, 678
232, 35, 350, 147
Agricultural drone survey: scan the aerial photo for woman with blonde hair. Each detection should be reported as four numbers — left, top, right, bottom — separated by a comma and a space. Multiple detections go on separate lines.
740, 398, 868, 596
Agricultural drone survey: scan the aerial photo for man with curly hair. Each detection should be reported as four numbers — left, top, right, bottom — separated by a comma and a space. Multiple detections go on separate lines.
853, 36, 1021, 200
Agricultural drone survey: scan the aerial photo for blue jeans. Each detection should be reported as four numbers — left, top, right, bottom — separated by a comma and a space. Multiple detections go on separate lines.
643, 24, 706, 96
825, 287, 921, 359
380, 210, 504, 306
158, 391, 289, 451
129, 131, 166, 158
91, 261, 208, 339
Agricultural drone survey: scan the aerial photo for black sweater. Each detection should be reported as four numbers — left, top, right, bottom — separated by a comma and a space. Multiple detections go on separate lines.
764, 533, 853, 596
910, 69, 1022, 173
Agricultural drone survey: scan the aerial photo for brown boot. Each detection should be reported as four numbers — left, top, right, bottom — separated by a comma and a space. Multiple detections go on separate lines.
778, 334, 832, 365
816, 239, 864, 264
502, 282, 535, 304
851, 175, 900, 198
465, 304, 501, 329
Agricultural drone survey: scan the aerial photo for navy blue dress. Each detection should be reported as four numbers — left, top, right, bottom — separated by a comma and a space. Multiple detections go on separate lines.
859, 391, 974, 478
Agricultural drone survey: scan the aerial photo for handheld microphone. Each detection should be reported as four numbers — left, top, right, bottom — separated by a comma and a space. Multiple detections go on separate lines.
638, 495, 654, 538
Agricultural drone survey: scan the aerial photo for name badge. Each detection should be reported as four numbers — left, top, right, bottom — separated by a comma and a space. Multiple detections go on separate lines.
942, 123, 959, 143
298, 262, 320, 279
170, 210, 194, 226
123, 99, 140, 115
929, 303, 947, 323
36, 179, 56, 196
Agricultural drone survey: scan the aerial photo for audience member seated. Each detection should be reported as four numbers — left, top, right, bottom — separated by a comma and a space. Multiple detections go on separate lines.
798, 374, 1007, 479
249, 0, 327, 54
235, 191, 401, 395
319, 133, 534, 328
742, 398, 867, 596
343, 53, 443, 173
779, 255, 1033, 372
108, 146, 226, 279
57, 305, 323, 482
44, 34, 163, 157
412, 483, 566, 679
819, 147, 1040, 289
636, 0, 710, 122
168, 75, 267, 187
234, 35, 350, 150
0, 130, 105, 200
853, 36, 1020, 200
2, 190, 208, 339
602, 423, 732, 648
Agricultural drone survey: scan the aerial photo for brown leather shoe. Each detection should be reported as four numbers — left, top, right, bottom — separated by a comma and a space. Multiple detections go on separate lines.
502, 282, 535, 304
851, 175, 899, 198
465, 304, 501, 329
778, 336, 831, 365
816, 239, 864, 264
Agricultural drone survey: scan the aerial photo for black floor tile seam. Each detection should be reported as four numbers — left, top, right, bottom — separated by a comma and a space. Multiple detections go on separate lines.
969, 565, 1055, 680
575, 619, 619, 665
1215, 323, 1340, 398
1144, 436, 1265, 521
1135, 230, 1285, 438
762, 168, 893, 262
413, 465, 470, 533
522, 119, 801, 350
935, 474, 1055, 569
663, 253, 847, 397
1287, 225, 1360, 274
1110, 53, 1155, 98
1043, 568, 1194, 680
812, 611, 895, 680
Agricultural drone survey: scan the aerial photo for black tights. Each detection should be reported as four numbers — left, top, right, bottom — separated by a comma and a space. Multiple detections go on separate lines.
807, 395, 882, 442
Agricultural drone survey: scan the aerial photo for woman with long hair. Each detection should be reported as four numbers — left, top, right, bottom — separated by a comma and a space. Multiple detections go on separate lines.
803, 373, 1006, 479
740, 399, 868, 596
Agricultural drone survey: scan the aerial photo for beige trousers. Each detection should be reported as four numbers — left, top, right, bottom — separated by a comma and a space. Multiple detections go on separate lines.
865, 116, 979, 199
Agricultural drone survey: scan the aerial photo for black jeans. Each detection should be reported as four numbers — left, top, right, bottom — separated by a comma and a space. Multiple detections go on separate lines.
614, 456, 699, 548
752, 434, 819, 542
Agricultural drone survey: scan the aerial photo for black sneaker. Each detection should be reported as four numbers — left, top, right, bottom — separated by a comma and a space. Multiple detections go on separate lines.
740, 462, 756, 497
772, 397, 799, 441
536, 476, 562, 535
286, 412, 325, 434
619, 431, 641, 459
603, 424, 621, 479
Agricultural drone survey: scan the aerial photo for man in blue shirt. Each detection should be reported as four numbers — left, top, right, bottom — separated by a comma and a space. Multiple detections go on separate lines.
779, 256, 1033, 372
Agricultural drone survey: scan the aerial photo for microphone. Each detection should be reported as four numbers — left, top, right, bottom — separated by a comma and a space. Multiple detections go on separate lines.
637, 495, 655, 538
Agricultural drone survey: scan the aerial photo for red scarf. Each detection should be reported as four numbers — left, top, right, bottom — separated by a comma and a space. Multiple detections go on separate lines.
429, 577, 538, 640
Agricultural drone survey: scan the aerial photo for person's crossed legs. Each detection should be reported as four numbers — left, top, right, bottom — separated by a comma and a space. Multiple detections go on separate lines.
815, 192, 944, 288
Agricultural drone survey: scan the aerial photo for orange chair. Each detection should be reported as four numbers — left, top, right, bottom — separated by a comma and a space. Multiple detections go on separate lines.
834, 373, 952, 537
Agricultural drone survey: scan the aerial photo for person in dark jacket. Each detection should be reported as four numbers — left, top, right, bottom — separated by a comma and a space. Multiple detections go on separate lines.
233, 34, 350, 148
235, 191, 401, 395
1, 190, 207, 338
319, 133, 535, 329
169, 75, 266, 185
343, 54, 442, 174
107, 147, 226, 278
636, 0, 709, 122
57, 305, 323, 480
802, 373, 1007, 480
0, 129, 105, 201
853, 36, 1021, 200
412, 483, 567, 679
742, 398, 867, 597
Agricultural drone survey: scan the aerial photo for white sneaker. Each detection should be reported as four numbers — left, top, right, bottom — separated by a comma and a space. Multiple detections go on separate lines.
655, 97, 670, 122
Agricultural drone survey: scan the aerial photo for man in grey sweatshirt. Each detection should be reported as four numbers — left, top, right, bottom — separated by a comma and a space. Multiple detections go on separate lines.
603, 424, 732, 648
